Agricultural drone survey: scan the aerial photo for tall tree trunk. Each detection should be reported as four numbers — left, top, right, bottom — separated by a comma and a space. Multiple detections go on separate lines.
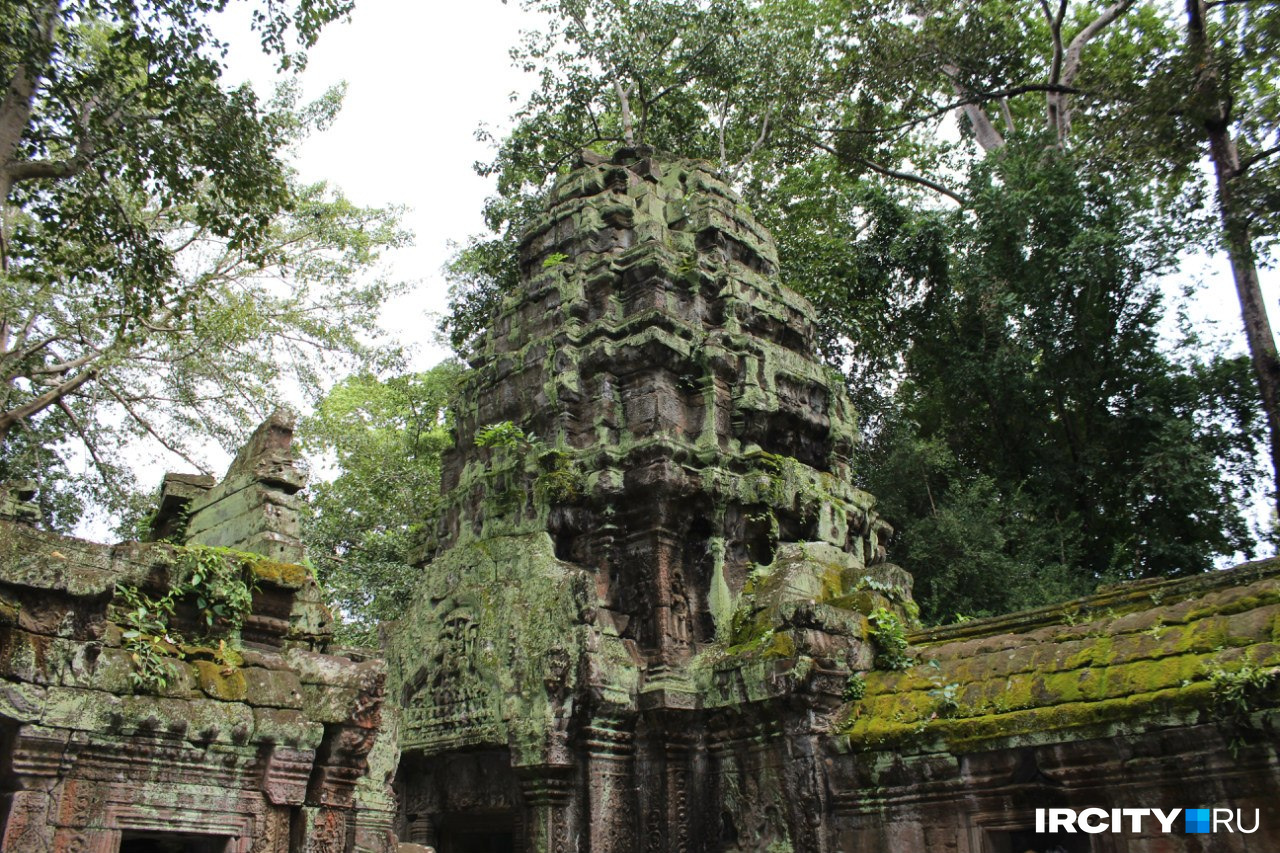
1187, 0, 1280, 514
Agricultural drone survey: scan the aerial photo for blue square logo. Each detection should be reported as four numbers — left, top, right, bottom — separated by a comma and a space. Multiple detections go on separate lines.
1186, 809, 1211, 834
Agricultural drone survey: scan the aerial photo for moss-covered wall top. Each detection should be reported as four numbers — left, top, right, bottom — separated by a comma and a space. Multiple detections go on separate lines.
839, 558, 1280, 760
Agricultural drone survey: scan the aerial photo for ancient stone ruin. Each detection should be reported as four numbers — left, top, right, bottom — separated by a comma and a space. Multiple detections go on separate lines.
0, 412, 396, 852
384, 149, 1280, 852
3, 149, 1280, 853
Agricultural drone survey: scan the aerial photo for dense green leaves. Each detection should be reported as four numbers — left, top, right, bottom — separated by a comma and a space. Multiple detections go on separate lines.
0, 2, 391, 528
299, 363, 463, 646
867, 147, 1263, 620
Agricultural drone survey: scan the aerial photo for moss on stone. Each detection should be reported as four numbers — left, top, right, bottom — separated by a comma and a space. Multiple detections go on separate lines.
250, 560, 308, 588
195, 660, 248, 701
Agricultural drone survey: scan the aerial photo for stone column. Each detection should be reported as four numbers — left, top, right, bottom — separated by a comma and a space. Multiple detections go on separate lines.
584, 717, 635, 853
664, 731, 694, 853
517, 765, 575, 853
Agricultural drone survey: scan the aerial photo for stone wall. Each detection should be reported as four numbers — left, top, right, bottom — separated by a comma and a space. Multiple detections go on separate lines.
831, 558, 1280, 852
0, 412, 397, 853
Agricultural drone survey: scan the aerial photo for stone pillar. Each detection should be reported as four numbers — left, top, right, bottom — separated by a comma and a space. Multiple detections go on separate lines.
517, 765, 575, 853
664, 732, 694, 853
584, 717, 635, 853
1, 789, 55, 852
405, 813, 435, 848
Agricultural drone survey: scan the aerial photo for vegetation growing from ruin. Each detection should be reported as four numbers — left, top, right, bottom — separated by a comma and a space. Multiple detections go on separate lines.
868, 607, 911, 671
115, 544, 263, 692
1207, 655, 1280, 756
474, 420, 586, 508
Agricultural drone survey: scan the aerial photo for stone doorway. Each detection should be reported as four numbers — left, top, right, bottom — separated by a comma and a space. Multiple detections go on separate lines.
435, 813, 516, 853
118, 831, 232, 853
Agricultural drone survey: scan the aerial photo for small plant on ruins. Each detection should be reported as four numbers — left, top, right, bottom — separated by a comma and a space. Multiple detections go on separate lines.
534, 449, 585, 504
842, 672, 867, 702
1207, 656, 1280, 757
475, 421, 529, 450
868, 607, 911, 671
928, 681, 962, 718
1209, 657, 1279, 720
114, 545, 263, 693
541, 252, 570, 269
171, 544, 257, 633
116, 584, 181, 692
475, 422, 586, 507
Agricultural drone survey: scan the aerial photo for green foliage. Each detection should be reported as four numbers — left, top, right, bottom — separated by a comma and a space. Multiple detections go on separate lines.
928, 681, 962, 718
541, 252, 570, 269
0, 2, 390, 529
451, 0, 1271, 628
534, 449, 585, 504
868, 607, 911, 671
170, 544, 257, 632
1207, 655, 1280, 756
299, 363, 463, 646
114, 544, 262, 692
475, 420, 530, 450
1208, 658, 1279, 719
868, 146, 1264, 622
842, 672, 866, 703
115, 584, 180, 693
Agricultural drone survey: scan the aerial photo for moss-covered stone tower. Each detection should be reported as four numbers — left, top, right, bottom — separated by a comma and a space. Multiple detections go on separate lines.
386, 147, 914, 852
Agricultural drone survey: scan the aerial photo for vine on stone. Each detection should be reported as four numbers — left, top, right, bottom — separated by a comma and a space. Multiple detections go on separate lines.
115, 545, 263, 693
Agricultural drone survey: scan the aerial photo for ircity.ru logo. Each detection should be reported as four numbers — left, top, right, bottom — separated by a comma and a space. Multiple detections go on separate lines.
1034, 808, 1260, 834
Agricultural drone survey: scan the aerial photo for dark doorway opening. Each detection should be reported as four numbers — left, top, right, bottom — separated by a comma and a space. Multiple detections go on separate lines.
442, 831, 514, 853
118, 831, 230, 853
436, 813, 516, 853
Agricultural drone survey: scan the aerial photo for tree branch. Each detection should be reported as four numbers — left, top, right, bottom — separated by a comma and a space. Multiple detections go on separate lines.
100, 381, 210, 473
813, 140, 967, 205
943, 64, 1006, 151
0, 366, 98, 441
819, 83, 1081, 138
1236, 143, 1280, 176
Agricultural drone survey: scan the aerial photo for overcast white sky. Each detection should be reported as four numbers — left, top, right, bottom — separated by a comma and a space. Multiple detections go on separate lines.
222, 1, 547, 373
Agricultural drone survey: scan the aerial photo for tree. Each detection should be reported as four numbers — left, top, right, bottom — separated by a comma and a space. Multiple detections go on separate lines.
1181, 0, 1280, 515
816, 0, 1280, 515
0, 1, 410, 527
867, 146, 1263, 620
299, 363, 463, 646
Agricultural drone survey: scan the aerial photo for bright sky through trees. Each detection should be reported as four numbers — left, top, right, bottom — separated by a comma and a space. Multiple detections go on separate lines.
219, 1, 542, 374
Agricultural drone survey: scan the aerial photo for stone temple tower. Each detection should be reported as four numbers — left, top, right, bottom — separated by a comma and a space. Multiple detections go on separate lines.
386, 148, 914, 853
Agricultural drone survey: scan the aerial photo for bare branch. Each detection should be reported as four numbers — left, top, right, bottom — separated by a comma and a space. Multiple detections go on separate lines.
5, 155, 88, 183
56, 398, 108, 473
25, 351, 99, 377
100, 381, 210, 473
819, 83, 1081, 139
1236, 143, 1280, 176
943, 64, 1006, 151
813, 140, 967, 205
